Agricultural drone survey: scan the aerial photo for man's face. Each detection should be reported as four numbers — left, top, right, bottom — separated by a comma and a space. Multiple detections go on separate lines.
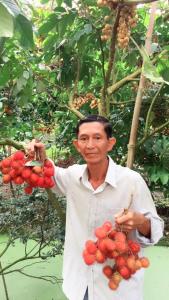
73, 122, 116, 164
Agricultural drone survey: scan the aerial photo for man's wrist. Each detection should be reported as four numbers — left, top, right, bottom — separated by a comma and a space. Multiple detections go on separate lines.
137, 215, 151, 238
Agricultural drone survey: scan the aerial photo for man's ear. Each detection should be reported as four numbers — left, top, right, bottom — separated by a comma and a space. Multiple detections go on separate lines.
108, 137, 116, 151
73, 140, 80, 152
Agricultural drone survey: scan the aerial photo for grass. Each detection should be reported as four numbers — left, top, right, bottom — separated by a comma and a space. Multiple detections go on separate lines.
0, 235, 169, 300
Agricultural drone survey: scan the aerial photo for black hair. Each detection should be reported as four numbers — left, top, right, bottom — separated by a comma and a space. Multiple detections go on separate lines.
75, 115, 112, 138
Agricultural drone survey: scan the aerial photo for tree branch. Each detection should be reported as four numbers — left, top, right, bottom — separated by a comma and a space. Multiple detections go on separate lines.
107, 69, 141, 94
0, 139, 24, 150
144, 83, 164, 135
104, 8, 121, 90
138, 119, 169, 146
123, 0, 158, 4
120, 119, 169, 166
98, 33, 106, 83
107, 48, 168, 95
67, 101, 84, 119
127, 1, 157, 168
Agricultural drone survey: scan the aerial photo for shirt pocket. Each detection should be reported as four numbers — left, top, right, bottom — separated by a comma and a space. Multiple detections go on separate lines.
96, 207, 125, 228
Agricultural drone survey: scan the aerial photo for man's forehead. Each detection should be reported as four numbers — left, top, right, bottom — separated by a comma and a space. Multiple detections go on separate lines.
78, 122, 105, 134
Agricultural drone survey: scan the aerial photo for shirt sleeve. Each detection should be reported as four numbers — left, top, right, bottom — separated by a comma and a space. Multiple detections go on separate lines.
50, 164, 70, 196
131, 173, 164, 246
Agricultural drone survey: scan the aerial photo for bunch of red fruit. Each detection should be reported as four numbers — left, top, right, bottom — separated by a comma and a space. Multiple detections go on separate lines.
0, 151, 55, 194
83, 220, 150, 291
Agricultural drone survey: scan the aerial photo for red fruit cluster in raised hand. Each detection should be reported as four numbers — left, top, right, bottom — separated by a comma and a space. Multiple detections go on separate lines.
82, 220, 150, 291
0, 151, 55, 194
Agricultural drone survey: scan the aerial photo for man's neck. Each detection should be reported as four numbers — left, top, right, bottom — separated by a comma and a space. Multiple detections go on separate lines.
87, 157, 109, 188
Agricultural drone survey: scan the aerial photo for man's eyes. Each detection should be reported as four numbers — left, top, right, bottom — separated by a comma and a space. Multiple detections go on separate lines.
79, 136, 101, 141
80, 137, 87, 141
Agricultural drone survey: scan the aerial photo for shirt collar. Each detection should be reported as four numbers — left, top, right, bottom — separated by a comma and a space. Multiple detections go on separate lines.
79, 156, 117, 188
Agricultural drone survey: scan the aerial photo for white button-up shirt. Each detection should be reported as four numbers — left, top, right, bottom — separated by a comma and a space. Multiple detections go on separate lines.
52, 157, 164, 300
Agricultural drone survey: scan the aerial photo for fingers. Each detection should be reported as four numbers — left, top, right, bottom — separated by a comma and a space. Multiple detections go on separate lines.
115, 211, 134, 233
115, 213, 132, 225
25, 140, 46, 163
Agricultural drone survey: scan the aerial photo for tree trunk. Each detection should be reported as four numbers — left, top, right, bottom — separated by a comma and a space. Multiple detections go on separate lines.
126, 2, 157, 168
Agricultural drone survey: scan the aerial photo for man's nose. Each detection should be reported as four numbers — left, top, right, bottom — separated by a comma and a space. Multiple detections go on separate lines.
86, 138, 95, 148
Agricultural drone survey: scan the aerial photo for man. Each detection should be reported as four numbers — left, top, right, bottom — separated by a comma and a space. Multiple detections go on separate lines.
28, 115, 163, 300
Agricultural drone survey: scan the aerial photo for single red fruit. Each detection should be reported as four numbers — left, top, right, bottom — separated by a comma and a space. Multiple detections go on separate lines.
1, 168, 11, 174
82, 250, 95, 265
103, 265, 113, 278
126, 256, 136, 272
37, 177, 45, 187
140, 257, 150, 268
15, 166, 24, 175
97, 239, 108, 253
85, 240, 97, 255
11, 160, 23, 170
128, 240, 140, 254
44, 167, 54, 177
108, 229, 117, 239
104, 238, 116, 251
22, 168, 32, 179
9, 169, 17, 179
116, 256, 126, 268
108, 279, 118, 290
102, 221, 112, 232
115, 240, 128, 253
3, 174, 11, 184
135, 259, 142, 270
114, 231, 126, 242
95, 227, 107, 239
95, 249, 106, 263
13, 151, 25, 160
44, 160, 53, 168
29, 173, 39, 185
13, 176, 25, 185
24, 186, 33, 194
119, 266, 131, 279
2, 158, 12, 168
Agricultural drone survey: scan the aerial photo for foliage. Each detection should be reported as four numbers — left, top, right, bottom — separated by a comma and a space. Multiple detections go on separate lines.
0, 182, 65, 273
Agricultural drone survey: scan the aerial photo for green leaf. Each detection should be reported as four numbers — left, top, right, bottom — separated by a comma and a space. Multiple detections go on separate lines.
150, 173, 159, 183
39, 14, 58, 36
16, 76, 27, 93
40, 0, 50, 3
23, 70, 30, 80
15, 14, 34, 48
72, 24, 92, 42
64, 0, 72, 7
0, 3, 13, 37
140, 47, 169, 85
36, 80, 47, 93
58, 12, 76, 37
0, 0, 20, 17
0, 62, 11, 86
56, 0, 63, 6
159, 172, 169, 185
25, 160, 42, 167
157, 55, 169, 82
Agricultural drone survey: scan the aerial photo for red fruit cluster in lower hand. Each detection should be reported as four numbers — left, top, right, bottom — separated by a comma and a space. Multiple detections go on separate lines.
0, 151, 55, 194
82, 220, 150, 292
